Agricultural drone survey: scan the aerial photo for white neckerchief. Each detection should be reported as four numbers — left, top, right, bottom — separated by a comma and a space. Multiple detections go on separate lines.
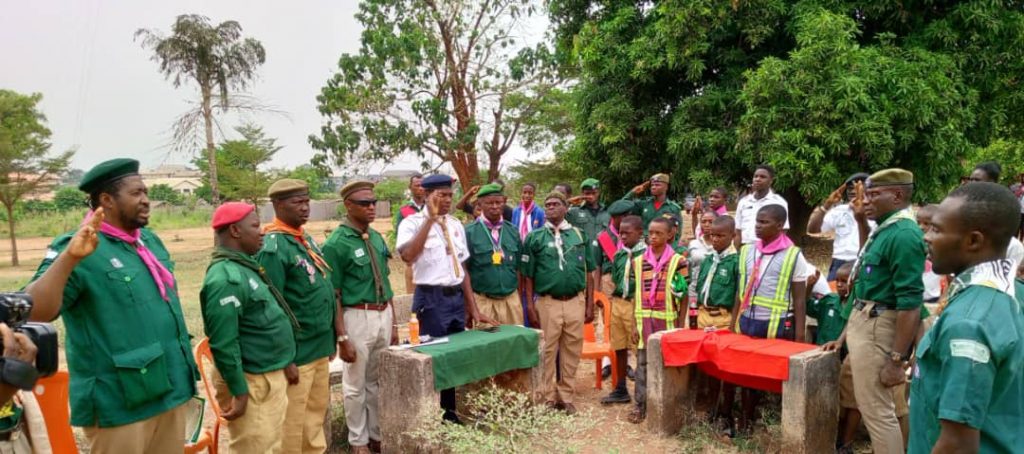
700, 248, 736, 306
622, 242, 648, 298
545, 219, 574, 270
947, 258, 1017, 301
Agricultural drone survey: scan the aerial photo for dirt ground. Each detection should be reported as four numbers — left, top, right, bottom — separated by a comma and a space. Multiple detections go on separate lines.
1, 215, 855, 453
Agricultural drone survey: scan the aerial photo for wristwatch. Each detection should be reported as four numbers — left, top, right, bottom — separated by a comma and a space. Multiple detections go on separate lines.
888, 350, 909, 363
337, 334, 350, 343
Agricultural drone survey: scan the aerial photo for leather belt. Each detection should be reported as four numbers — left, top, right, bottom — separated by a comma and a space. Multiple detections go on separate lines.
348, 303, 389, 311
419, 285, 462, 296
854, 299, 896, 317
541, 293, 578, 301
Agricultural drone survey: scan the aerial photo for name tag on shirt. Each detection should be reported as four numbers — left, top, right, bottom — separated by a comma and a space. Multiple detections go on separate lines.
355, 248, 366, 258
828, 308, 835, 317
110, 258, 124, 269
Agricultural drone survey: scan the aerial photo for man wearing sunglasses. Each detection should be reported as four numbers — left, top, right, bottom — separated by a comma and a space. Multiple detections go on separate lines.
322, 181, 395, 454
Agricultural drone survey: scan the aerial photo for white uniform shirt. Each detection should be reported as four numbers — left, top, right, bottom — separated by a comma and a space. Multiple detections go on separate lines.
735, 190, 790, 244
396, 211, 470, 287
821, 204, 877, 261
744, 249, 814, 320
1008, 237, 1024, 271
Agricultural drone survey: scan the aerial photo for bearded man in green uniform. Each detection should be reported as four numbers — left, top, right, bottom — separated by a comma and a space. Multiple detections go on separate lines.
25, 158, 197, 454
258, 179, 338, 454
568, 178, 609, 242
623, 173, 683, 240
464, 183, 523, 325
845, 168, 925, 454
202, 202, 299, 454
911, 182, 1024, 453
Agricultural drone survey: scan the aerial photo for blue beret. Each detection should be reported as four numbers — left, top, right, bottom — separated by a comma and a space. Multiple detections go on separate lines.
421, 174, 455, 190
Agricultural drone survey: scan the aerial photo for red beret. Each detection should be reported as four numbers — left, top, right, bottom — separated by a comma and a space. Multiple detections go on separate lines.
212, 202, 256, 230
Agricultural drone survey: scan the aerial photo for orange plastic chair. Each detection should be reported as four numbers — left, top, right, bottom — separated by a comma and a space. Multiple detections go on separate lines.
581, 291, 617, 390
187, 338, 224, 454
33, 371, 78, 454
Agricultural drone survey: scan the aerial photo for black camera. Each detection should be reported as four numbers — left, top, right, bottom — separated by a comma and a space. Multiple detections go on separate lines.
0, 293, 59, 378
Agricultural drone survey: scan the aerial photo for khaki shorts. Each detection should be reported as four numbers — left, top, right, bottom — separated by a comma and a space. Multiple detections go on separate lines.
839, 356, 909, 416
609, 296, 635, 351
697, 306, 732, 330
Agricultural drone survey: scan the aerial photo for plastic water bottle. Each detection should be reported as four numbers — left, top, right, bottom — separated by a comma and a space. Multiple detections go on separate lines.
409, 314, 420, 345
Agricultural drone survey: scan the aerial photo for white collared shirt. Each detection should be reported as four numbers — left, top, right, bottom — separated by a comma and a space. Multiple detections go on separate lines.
821, 204, 877, 261
396, 211, 470, 287
735, 190, 790, 244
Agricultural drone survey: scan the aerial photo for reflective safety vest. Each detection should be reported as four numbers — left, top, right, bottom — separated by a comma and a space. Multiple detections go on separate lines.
633, 252, 685, 348
735, 245, 800, 339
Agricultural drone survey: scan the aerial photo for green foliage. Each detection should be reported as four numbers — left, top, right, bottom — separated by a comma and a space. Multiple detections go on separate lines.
310, 0, 564, 189
506, 158, 578, 197
279, 164, 330, 198
413, 385, 594, 453
550, 0, 1024, 207
373, 178, 408, 204
148, 184, 184, 205
194, 124, 280, 204
969, 139, 1024, 185
53, 186, 87, 211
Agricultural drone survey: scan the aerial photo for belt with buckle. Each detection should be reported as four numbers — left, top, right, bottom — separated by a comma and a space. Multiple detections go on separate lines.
854, 299, 896, 317
348, 303, 389, 311
541, 293, 579, 301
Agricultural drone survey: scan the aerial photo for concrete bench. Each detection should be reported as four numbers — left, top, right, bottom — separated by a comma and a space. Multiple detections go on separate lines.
644, 330, 840, 453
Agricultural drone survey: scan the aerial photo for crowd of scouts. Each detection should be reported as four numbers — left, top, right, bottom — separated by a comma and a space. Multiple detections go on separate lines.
6, 155, 1022, 454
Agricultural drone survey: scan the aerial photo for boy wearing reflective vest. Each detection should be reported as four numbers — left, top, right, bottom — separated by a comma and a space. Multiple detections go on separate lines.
627, 217, 688, 424
728, 204, 812, 434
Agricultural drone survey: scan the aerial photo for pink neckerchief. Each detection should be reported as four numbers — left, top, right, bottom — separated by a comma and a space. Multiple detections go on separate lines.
738, 234, 795, 312
83, 210, 176, 301
643, 245, 675, 305
608, 220, 622, 250
714, 205, 728, 215
479, 216, 503, 249
695, 205, 730, 238
518, 201, 534, 238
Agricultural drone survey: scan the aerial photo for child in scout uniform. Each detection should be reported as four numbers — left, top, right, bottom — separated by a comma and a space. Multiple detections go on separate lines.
690, 187, 729, 240
598, 215, 645, 405
694, 215, 738, 331
728, 204, 812, 433
687, 209, 722, 316
522, 191, 596, 415
25, 158, 198, 454
627, 217, 688, 424
322, 180, 396, 454
201, 202, 299, 454
623, 173, 684, 241
910, 182, 1024, 453
568, 178, 609, 243
257, 179, 338, 454
464, 183, 523, 326
592, 200, 636, 297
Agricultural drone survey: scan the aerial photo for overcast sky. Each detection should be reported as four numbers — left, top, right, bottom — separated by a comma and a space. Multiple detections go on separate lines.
1, 0, 542, 175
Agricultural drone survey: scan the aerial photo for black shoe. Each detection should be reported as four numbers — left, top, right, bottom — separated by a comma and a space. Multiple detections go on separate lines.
442, 410, 462, 425
601, 364, 612, 380
626, 365, 635, 381
600, 387, 632, 405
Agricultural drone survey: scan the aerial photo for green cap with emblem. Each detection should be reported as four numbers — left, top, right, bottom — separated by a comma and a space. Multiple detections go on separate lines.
607, 199, 634, 216
78, 158, 140, 194
476, 183, 503, 198
867, 168, 914, 187
650, 173, 670, 184
580, 178, 600, 190
268, 178, 310, 199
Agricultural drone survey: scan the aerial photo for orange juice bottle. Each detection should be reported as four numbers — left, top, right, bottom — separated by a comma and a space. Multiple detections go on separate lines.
409, 314, 420, 345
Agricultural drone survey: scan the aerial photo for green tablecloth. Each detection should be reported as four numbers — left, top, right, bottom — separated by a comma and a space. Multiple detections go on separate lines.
414, 325, 540, 390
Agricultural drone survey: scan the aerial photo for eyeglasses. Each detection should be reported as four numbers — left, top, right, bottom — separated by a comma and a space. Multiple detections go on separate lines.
350, 199, 377, 207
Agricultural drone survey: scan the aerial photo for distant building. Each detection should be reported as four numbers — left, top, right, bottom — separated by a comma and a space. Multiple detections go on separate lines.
140, 165, 203, 196
10, 173, 62, 201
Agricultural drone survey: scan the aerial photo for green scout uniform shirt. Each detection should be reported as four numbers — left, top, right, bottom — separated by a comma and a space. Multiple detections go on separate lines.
200, 255, 296, 396
622, 192, 683, 233
30, 229, 197, 427
909, 284, 1024, 453
592, 225, 620, 275
257, 232, 336, 366
610, 247, 640, 299
852, 211, 926, 310
806, 293, 845, 345
464, 219, 521, 297
694, 253, 739, 309
322, 224, 394, 306
522, 226, 595, 297
568, 203, 608, 244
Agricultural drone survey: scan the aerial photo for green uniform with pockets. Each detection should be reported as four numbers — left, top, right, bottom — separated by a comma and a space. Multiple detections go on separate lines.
621, 191, 683, 236
852, 211, 926, 310
322, 224, 394, 306
464, 219, 521, 297
200, 250, 296, 396
521, 227, 595, 297
567, 203, 608, 244
257, 232, 336, 366
693, 253, 738, 309
909, 283, 1024, 453
806, 293, 845, 346
30, 229, 197, 427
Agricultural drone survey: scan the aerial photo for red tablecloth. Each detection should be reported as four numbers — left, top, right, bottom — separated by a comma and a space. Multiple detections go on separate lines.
660, 329, 819, 393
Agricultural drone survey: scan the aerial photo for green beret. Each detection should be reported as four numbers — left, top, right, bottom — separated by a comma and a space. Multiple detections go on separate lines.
339, 180, 374, 200
607, 200, 634, 216
867, 168, 914, 187
476, 183, 503, 198
267, 179, 309, 199
544, 191, 567, 204
78, 158, 140, 193
580, 178, 600, 190
651, 173, 670, 184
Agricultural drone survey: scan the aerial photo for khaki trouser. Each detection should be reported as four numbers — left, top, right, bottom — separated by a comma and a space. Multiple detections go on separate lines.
341, 307, 392, 447
475, 293, 524, 326
847, 303, 903, 454
83, 402, 187, 454
609, 296, 635, 350
537, 294, 585, 404
0, 429, 31, 454
696, 306, 733, 330
282, 357, 330, 454
214, 369, 289, 454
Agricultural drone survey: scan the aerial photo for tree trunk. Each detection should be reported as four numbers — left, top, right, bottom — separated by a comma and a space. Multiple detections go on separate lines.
201, 86, 220, 205
783, 186, 813, 244
5, 203, 18, 267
